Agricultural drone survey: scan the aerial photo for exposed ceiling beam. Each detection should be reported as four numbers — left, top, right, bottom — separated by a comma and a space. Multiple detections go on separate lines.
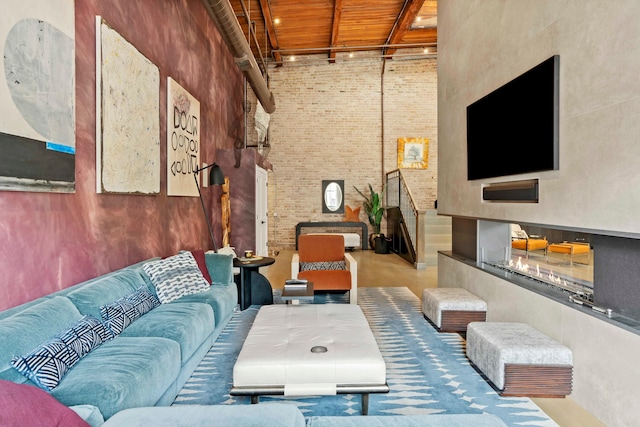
257, 0, 282, 65
328, 0, 344, 63
384, 0, 425, 57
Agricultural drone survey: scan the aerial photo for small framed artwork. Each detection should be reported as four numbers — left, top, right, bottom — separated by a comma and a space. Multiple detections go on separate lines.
397, 137, 429, 169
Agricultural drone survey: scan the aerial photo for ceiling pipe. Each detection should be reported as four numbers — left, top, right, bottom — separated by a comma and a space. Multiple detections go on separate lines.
202, 0, 276, 113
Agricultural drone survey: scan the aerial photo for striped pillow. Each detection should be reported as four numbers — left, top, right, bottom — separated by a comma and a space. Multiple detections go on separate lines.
143, 252, 210, 303
300, 260, 346, 271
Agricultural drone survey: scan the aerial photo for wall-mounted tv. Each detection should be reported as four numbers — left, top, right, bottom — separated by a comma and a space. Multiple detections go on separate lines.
466, 55, 559, 181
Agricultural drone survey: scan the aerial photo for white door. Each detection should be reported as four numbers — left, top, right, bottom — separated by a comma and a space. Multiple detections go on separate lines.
255, 166, 268, 256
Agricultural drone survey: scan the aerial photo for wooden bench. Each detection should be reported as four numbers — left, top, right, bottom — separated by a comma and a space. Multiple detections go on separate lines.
422, 288, 487, 332
466, 322, 573, 397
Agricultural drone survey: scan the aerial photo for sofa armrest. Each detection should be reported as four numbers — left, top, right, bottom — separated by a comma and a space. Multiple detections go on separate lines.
345, 253, 357, 304
291, 254, 300, 279
204, 253, 234, 284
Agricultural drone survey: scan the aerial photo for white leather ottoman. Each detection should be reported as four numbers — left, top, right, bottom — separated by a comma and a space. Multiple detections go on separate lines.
231, 304, 388, 414
422, 288, 487, 332
466, 322, 573, 397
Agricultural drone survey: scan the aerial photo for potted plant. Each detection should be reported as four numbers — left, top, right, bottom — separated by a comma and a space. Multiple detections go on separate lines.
354, 184, 387, 252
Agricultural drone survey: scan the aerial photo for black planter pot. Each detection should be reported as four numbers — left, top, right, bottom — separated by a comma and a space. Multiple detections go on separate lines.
373, 234, 390, 254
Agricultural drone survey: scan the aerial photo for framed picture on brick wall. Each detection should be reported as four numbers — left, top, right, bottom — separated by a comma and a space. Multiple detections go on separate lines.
398, 137, 428, 169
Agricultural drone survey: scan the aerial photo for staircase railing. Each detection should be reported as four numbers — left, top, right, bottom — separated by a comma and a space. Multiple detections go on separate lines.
386, 170, 419, 264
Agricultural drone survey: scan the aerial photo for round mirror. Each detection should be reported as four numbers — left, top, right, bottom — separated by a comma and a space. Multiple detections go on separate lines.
322, 180, 344, 213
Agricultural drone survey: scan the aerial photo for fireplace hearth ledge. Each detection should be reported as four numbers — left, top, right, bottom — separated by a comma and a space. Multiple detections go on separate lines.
441, 251, 640, 337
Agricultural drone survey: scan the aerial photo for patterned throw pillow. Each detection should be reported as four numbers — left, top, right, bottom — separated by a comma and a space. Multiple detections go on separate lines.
100, 298, 141, 336
11, 315, 111, 391
11, 338, 76, 391
126, 286, 161, 316
299, 261, 347, 271
56, 315, 112, 356
142, 252, 210, 303
100, 286, 161, 336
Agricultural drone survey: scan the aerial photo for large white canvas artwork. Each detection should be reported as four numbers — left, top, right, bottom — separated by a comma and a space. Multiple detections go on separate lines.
0, 0, 75, 193
96, 17, 160, 194
167, 77, 200, 197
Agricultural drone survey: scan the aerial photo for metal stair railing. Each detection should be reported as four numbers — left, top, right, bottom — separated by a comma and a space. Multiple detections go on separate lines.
386, 170, 419, 264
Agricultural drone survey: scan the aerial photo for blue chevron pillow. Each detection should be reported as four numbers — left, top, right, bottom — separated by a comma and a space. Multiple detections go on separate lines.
100, 297, 140, 336
11, 338, 76, 391
100, 286, 160, 336
57, 315, 112, 356
11, 315, 109, 391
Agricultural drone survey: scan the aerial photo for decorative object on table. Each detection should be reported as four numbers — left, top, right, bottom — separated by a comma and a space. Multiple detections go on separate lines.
354, 183, 385, 250
397, 137, 429, 169
243, 250, 254, 259
193, 162, 225, 252
322, 180, 344, 213
344, 205, 361, 222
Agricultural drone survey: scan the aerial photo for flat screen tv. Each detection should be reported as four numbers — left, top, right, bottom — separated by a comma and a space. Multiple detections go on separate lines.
466, 55, 559, 180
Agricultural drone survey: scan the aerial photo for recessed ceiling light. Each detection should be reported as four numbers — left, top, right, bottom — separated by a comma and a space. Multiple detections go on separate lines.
289, 56, 296, 61
349, 52, 354, 58
274, 18, 280, 25
423, 47, 430, 53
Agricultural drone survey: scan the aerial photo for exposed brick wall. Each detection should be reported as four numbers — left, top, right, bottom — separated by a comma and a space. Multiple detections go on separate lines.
245, 58, 437, 249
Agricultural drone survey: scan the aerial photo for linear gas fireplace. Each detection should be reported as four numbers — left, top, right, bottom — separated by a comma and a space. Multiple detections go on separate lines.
486, 256, 594, 303
453, 218, 640, 329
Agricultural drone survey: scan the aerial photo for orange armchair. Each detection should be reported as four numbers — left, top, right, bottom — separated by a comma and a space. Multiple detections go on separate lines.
291, 234, 357, 304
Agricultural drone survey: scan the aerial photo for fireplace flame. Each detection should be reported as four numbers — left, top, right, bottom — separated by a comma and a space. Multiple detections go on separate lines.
508, 257, 569, 287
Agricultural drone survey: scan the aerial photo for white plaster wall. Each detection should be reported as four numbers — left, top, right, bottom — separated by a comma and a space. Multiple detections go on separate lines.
439, 253, 640, 427
438, 1, 640, 236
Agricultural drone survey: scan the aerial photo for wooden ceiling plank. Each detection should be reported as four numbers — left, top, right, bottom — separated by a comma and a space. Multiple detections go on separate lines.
329, 0, 345, 62
257, 0, 282, 64
385, 0, 425, 57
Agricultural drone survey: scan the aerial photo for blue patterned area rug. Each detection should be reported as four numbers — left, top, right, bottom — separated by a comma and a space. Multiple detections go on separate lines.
173, 287, 558, 426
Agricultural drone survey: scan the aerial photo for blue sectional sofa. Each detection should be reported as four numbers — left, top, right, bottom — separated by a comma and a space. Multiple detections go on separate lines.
0, 251, 510, 427
0, 252, 237, 420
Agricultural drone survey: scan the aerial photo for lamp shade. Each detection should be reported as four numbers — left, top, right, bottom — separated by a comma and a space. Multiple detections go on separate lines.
209, 164, 225, 185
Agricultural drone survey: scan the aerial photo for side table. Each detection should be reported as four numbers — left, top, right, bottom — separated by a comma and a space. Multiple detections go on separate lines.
233, 256, 275, 310
281, 282, 314, 304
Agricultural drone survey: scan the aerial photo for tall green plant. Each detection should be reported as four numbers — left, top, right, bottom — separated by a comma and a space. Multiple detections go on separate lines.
354, 184, 385, 234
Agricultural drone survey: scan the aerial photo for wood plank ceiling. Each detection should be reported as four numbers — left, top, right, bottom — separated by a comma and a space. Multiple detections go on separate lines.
228, 0, 437, 67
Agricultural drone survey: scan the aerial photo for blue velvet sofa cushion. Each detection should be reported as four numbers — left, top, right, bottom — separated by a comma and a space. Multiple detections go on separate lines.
50, 337, 181, 420
204, 253, 234, 285
102, 403, 306, 427
119, 302, 214, 363
66, 269, 147, 319
171, 283, 236, 327
0, 297, 83, 384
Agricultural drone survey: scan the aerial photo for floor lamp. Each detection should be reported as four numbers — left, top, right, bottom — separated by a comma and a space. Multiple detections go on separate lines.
194, 163, 225, 252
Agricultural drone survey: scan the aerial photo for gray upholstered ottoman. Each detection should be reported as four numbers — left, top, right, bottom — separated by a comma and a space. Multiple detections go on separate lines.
466, 322, 573, 397
422, 288, 487, 332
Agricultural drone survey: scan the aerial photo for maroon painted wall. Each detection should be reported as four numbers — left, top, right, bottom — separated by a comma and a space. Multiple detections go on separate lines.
0, 0, 245, 310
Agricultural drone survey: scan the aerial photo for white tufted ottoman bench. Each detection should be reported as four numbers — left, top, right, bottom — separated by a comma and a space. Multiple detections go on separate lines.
466, 322, 573, 397
422, 288, 487, 332
231, 304, 388, 414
